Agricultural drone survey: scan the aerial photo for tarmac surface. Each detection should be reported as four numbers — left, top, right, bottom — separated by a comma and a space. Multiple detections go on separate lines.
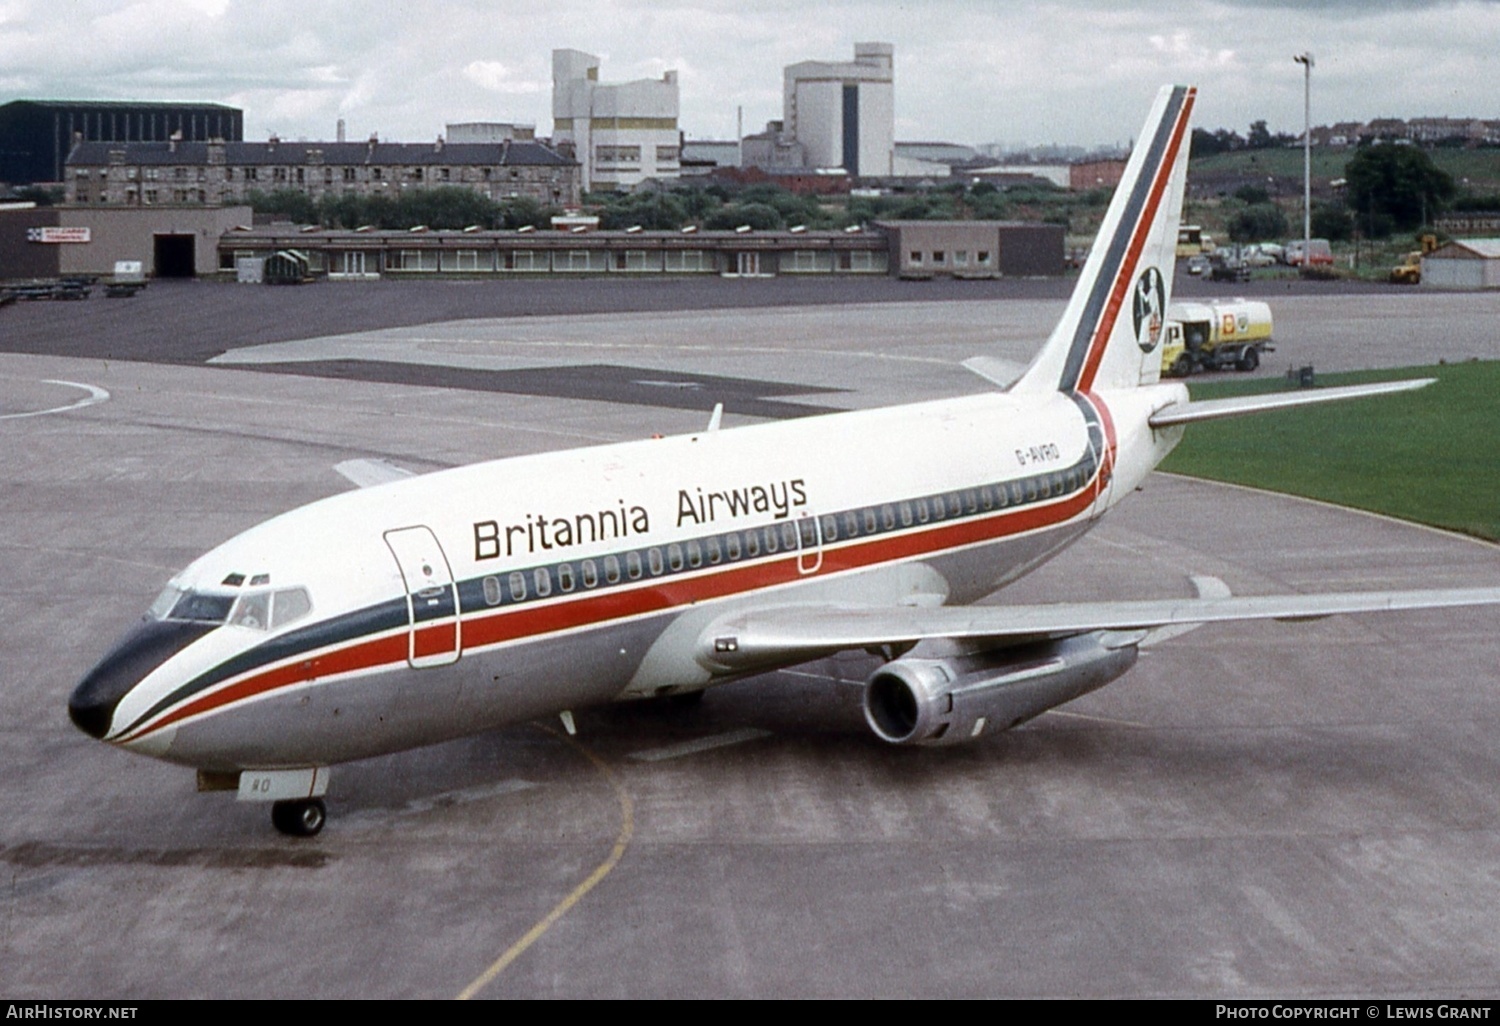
1, 278, 1498, 998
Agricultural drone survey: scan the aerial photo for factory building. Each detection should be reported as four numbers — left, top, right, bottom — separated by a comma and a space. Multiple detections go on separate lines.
552, 49, 681, 191
0, 99, 243, 186
63, 137, 579, 208
782, 43, 895, 178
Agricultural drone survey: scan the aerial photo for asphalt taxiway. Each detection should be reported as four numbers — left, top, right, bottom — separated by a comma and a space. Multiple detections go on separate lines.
1, 283, 1498, 998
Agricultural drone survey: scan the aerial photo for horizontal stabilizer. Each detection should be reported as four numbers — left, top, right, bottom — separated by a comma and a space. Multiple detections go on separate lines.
698, 586, 1500, 672
334, 458, 416, 489
962, 356, 1027, 390
1149, 378, 1433, 428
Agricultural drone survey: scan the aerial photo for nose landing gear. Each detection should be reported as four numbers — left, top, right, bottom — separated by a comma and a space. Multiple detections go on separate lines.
271, 798, 327, 837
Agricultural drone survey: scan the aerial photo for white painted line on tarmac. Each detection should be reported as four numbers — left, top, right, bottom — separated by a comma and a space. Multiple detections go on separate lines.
0, 380, 110, 421
343, 778, 539, 823
629, 728, 772, 763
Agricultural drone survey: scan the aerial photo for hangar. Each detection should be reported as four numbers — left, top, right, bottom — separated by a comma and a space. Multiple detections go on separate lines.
1422, 238, 1500, 289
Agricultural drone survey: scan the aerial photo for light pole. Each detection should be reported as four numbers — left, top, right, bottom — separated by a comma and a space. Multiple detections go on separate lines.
1294, 52, 1314, 263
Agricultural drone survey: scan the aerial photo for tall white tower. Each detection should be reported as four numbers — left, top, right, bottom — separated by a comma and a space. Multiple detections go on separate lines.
782, 42, 894, 177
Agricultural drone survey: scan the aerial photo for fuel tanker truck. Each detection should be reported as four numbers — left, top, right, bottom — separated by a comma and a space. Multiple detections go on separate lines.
1160, 298, 1274, 376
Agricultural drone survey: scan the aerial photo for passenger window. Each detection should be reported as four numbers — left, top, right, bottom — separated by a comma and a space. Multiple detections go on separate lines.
843, 511, 859, 536
727, 533, 743, 560
821, 515, 839, 542
915, 499, 929, 523
533, 568, 552, 597
648, 548, 664, 575
509, 572, 527, 601
799, 519, 818, 547
271, 588, 312, 628
1009, 482, 1024, 505
605, 555, 621, 584
863, 508, 877, 534
1025, 479, 1038, 502
557, 564, 574, 592
667, 544, 683, 572
964, 490, 978, 514
900, 502, 914, 527
881, 505, 895, 530
483, 576, 502, 606
781, 522, 799, 549
931, 497, 946, 521
947, 493, 962, 516
581, 560, 598, 588
706, 537, 722, 564
626, 551, 643, 580
763, 527, 779, 554
686, 541, 702, 569
744, 531, 760, 558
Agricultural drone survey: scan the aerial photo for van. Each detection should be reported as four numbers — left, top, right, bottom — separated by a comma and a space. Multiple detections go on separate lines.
1285, 238, 1333, 267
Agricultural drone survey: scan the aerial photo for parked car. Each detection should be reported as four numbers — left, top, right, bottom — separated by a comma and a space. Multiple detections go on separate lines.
1186, 254, 1210, 276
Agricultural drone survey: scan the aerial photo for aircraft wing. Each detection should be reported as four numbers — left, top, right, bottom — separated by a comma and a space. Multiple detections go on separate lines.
334, 458, 416, 489
697, 586, 1500, 673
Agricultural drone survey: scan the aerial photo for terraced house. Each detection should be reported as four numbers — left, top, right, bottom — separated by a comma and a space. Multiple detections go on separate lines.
64, 135, 580, 208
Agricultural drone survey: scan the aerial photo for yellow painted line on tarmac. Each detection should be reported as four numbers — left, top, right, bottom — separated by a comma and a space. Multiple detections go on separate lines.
456, 728, 634, 1000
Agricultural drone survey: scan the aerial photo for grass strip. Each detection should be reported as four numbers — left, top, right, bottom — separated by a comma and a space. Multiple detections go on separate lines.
1158, 360, 1500, 542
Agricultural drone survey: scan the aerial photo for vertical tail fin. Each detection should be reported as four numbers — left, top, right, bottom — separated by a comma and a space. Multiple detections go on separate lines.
1012, 85, 1196, 394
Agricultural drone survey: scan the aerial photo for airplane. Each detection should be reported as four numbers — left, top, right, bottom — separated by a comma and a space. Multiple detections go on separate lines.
68, 86, 1500, 837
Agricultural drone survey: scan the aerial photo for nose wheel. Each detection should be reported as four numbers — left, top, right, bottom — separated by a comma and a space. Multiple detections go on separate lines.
271, 798, 326, 837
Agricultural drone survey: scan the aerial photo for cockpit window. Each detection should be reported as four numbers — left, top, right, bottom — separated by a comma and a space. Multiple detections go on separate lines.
271, 588, 312, 629
229, 587, 313, 632
166, 590, 236, 624
232, 592, 270, 630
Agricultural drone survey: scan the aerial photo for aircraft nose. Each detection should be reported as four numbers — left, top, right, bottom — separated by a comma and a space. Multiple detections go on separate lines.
68, 620, 215, 739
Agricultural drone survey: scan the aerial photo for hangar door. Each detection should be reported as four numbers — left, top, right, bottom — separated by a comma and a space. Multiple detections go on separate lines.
153, 233, 196, 277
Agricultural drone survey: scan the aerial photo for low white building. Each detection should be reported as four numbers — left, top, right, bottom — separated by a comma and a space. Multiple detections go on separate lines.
1423, 238, 1500, 289
552, 49, 680, 191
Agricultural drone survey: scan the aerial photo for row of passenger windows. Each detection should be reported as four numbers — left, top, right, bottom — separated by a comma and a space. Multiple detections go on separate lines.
469, 461, 1096, 608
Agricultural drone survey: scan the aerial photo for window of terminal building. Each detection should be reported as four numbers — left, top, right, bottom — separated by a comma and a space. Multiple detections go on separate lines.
788, 250, 832, 273
615, 250, 660, 272
954, 251, 969, 266
504, 250, 547, 272
909, 251, 922, 265
978, 251, 992, 266
932, 251, 945, 264
656, 146, 679, 164
664, 249, 710, 273
558, 250, 606, 273
441, 249, 493, 273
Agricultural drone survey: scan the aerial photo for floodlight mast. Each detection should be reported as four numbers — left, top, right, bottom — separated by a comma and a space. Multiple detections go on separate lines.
1294, 52, 1314, 263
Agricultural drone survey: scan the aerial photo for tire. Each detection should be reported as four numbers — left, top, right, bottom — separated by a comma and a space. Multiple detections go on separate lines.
1170, 355, 1191, 378
1238, 347, 1260, 372
272, 798, 326, 837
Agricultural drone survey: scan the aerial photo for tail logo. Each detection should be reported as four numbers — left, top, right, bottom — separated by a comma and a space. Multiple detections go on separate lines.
1132, 266, 1167, 353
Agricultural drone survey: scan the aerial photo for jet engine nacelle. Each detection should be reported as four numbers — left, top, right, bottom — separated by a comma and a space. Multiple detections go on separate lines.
862, 633, 1139, 745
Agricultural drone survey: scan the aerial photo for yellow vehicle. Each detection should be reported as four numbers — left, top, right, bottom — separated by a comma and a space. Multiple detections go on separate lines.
1390, 251, 1422, 284
1390, 235, 1438, 284
1160, 299, 1274, 376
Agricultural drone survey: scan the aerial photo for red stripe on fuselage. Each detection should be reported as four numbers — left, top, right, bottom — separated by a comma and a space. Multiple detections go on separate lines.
1075, 91, 1195, 394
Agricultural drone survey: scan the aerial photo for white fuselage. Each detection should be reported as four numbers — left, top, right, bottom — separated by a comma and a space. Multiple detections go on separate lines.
89, 382, 1186, 772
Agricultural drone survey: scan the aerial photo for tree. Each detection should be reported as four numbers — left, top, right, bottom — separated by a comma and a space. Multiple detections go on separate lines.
1310, 201, 1354, 243
1227, 203, 1288, 243
1344, 144, 1455, 232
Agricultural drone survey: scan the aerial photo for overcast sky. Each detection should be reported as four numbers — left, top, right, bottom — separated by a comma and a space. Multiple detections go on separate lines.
2, 0, 1497, 149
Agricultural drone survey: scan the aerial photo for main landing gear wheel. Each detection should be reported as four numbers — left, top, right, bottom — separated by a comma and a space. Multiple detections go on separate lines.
271, 798, 326, 837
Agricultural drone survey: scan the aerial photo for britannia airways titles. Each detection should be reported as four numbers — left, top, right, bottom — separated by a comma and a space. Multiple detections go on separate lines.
473, 477, 810, 562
